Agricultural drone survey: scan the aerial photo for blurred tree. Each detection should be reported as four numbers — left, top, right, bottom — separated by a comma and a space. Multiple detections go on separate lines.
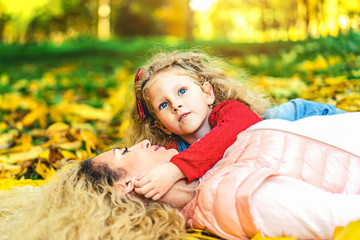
208, 0, 240, 40
98, 0, 111, 40
26, 11, 53, 43
340, 0, 360, 31
0, 8, 11, 42
156, 0, 193, 39
185, 0, 194, 40
25, 0, 97, 43
303, 0, 311, 35
61, 0, 96, 34
202, 0, 359, 42
1, 0, 359, 43
111, 0, 166, 36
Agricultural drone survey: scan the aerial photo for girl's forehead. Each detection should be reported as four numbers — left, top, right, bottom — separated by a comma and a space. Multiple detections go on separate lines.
142, 69, 202, 103
148, 70, 200, 87
143, 70, 172, 92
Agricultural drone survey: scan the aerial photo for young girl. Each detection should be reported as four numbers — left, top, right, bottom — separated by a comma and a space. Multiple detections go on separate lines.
128, 50, 345, 200
127, 50, 268, 200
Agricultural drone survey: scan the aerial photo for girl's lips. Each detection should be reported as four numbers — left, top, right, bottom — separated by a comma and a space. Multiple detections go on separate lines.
178, 113, 190, 122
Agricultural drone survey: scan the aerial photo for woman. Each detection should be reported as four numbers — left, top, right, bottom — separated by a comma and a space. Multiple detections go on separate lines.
0, 158, 186, 240
2, 113, 360, 239
91, 112, 360, 239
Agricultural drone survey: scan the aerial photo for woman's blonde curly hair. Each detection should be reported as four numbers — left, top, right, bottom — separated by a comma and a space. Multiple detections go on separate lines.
0, 160, 186, 240
126, 50, 271, 147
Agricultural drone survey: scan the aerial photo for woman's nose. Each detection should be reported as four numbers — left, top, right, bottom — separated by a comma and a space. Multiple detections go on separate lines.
139, 139, 151, 148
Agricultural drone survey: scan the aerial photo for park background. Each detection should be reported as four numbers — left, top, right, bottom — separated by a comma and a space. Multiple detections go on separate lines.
0, 0, 360, 239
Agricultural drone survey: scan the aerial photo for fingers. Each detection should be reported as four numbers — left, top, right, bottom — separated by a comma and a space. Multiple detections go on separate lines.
134, 176, 150, 189
134, 180, 166, 200
135, 184, 161, 199
141, 189, 163, 200
151, 193, 163, 201
134, 181, 153, 195
144, 190, 157, 199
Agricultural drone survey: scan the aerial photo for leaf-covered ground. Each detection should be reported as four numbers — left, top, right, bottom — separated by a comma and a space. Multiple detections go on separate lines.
1, 33, 360, 239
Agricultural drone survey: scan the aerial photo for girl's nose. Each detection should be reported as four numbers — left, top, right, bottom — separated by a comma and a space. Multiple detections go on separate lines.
172, 104, 182, 113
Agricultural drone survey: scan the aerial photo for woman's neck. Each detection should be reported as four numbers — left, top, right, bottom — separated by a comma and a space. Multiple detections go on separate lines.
159, 180, 196, 209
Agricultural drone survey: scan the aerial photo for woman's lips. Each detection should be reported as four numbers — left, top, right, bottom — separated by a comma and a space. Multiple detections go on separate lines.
178, 113, 190, 122
154, 145, 164, 151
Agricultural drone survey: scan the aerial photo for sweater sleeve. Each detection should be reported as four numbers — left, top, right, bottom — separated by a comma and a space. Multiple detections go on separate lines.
170, 100, 262, 183
164, 140, 179, 151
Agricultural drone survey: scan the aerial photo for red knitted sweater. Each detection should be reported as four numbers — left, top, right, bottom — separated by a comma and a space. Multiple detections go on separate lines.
170, 100, 262, 182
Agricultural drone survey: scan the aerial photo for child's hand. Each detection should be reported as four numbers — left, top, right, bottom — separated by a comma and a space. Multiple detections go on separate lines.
134, 162, 185, 201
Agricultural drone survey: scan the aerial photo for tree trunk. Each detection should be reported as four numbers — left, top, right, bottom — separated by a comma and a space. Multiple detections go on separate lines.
98, 0, 111, 40
303, 0, 311, 37
185, 0, 193, 41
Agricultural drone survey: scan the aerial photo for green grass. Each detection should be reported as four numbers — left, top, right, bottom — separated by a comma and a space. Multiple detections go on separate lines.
1, 31, 360, 87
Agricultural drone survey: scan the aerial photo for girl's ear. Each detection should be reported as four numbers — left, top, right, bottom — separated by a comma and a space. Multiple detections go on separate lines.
202, 82, 215, 105
154, 120, 173, 136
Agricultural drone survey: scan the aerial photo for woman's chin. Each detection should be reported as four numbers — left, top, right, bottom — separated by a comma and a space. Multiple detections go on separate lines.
128, 191, 154, 205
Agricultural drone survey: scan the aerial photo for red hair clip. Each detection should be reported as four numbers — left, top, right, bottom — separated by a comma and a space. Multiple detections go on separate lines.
134, 68, 147, 120
134, 68, 144, 83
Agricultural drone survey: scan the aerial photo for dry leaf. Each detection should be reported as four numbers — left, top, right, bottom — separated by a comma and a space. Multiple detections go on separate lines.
0, 178, 46, 191
48, 147, 64, 163
53, 141, 82, 150
333, 220, 360, 240
46, 122, 70, 135
251, 232, 297, 240
35, 159, 56, 180
80, 130, 98, 154
22, 105, 47, 128
0, 129, 19, 150
0, 146, 44, 164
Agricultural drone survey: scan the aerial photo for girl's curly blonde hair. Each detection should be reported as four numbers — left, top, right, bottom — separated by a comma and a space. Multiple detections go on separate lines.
0, 160, 186, 240
126, 50, 271, 147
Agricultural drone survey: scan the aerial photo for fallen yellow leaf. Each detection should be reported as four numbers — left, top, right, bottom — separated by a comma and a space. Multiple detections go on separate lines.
9, 133, 33, 153
35, 159, 56, 180
53, 141, 82, 150
46, 122, 70, 135
60, 150, 77, 159
0, 162, 22, 177
80, 130, 98, 154
251, 232, 297, 240
333, 219, 360, 240
0, 129, 19, 150
0, 146, 44, 164
22, 105, 47, 128
0, 122, 7, 131
0, 178, 46, 191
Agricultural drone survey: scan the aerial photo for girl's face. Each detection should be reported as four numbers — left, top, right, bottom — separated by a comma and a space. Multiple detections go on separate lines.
92, 140, 178, 193
147, 70, 215, 144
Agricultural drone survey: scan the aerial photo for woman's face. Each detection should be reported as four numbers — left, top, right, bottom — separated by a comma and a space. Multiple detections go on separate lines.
92, 140, 178, 193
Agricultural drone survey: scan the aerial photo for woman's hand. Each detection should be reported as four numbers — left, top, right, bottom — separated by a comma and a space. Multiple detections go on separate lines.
134, 162, 185, 201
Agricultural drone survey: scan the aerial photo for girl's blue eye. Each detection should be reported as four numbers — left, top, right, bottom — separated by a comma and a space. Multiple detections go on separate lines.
179, 88, 186, 95
159, 102, 168, 110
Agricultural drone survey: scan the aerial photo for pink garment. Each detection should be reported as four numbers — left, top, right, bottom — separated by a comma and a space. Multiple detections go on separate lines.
181, 113, 360, 239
